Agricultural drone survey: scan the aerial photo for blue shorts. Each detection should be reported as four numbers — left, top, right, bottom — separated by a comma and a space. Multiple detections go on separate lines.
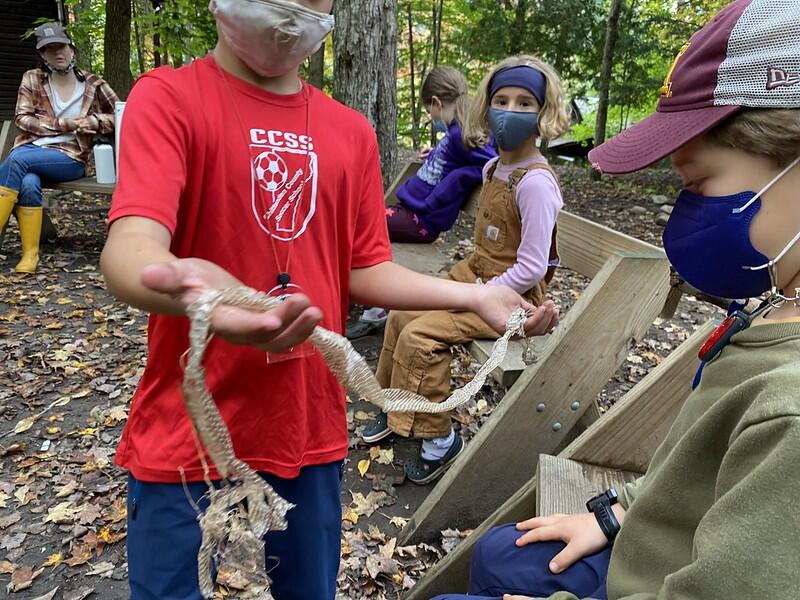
432, 524, 611, 600
126, 462, 343, 600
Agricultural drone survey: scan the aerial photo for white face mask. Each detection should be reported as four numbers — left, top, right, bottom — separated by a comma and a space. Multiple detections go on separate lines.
210, 0, 334, 78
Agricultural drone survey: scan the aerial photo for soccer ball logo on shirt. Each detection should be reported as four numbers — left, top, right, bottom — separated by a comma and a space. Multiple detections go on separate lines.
254, 151, 288, 192
249, 128, 318, 241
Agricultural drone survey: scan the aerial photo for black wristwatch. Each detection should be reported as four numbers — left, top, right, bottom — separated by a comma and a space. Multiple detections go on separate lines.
586, 488, 620, 543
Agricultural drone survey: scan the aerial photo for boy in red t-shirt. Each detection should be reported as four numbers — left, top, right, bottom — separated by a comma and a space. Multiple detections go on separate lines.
100, 1, 558, 598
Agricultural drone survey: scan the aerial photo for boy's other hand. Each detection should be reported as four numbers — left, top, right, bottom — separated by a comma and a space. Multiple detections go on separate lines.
141, 259, 323, 353
418, 147, 432, 159
474, 285, 559, 336
515, 510, 621, 574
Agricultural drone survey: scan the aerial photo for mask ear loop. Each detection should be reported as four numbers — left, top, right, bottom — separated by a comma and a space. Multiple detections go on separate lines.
732, 155, 800, 214
737, 156, 800, 306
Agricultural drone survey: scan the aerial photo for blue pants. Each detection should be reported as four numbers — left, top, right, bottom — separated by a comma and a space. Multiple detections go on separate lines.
126, 462, 343, 600
0, 144, 84, 206
432, 524, 611, 600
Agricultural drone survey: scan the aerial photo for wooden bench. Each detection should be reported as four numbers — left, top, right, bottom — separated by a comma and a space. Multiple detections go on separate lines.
0, 120, 115, 197
405, 319, 716, 599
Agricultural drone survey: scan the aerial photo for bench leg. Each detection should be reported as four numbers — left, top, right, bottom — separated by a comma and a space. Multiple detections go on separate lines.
42, 209, 58, 243
0, 209, 58, 251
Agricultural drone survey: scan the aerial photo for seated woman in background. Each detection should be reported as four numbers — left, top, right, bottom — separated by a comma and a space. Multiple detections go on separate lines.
349, 66, 496, 338
0, 22, 118, 273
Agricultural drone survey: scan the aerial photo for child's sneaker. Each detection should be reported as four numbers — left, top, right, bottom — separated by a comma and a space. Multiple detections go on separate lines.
346, 307, 388, 340
404, 435, 464, 485
361, 411, 392, 444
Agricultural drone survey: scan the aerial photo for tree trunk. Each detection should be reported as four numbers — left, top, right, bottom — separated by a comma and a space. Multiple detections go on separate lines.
429, 0, 444, 147
131, 0, 145, 75
333, 0, 398, 186
593, 0, 623, 179
407, 3, 419, 151
308, 44, 325, 89
151, 0, 162, 68
104, 0, 134, 98
509, 0, 528, 54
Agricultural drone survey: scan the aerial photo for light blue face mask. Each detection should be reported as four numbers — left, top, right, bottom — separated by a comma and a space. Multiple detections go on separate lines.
432, 119, 449, 133
487, 108, 539, 152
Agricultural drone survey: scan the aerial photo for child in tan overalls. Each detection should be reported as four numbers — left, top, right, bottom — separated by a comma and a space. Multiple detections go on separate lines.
363, 56, 571, 484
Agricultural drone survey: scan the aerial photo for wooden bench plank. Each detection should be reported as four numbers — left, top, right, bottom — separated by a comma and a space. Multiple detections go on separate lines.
557, 211, 662, 280
403, 320, 715, 599
51, 177, 114, 195
536, 454, 639, 517
469, 337, 549, 388
391, 242, 448, 276
400, 252, 671, 545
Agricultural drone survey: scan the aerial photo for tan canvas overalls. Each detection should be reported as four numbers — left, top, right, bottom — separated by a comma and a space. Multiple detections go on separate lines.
376, 161, 560, 438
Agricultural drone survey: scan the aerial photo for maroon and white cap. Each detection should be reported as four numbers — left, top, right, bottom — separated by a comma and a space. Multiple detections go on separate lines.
589, 0, 800, 175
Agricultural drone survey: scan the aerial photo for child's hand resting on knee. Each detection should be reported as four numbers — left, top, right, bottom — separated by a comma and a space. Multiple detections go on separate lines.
514, 507, 626, 574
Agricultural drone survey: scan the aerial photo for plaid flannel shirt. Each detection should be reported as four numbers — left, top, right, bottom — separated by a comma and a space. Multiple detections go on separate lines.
13, 68, 119, 165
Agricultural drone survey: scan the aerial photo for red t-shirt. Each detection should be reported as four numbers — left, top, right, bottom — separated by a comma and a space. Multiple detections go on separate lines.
109, 55, 391, 482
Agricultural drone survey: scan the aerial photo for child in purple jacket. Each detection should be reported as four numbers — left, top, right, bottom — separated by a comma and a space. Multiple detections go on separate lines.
350, 66, 496, 338
389, 66, 497, 243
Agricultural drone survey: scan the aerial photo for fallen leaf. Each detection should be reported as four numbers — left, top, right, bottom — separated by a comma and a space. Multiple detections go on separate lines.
0, 511, 21, 529
7, 565, 44, 593
342, 507, 359, 525
350, 491, 391, 517
0, 560, 15, 574
63, 586, 95, 600
42, 553, 63, 567
1, 532, 26, 551
106, 498, 127, 523
13, 416, 36, 434
75, 503, 102, 525
97, 525, 126, 544
29, 587, 59, 600
85, 561, 115, 576
375, 447, 394, 465
365, 553, 399, 580
14, 485, 30, 506
44, 501, 77, 524
64, 544, 93, 567
357, 459, 371, 477
388, 516, 408, 529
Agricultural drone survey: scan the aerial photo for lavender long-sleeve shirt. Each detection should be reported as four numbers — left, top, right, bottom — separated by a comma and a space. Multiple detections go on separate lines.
483, 156, 562, 294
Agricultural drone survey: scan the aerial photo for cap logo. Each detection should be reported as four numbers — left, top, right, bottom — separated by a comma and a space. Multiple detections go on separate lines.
766, 67, 800, 91
44, 27, 55, 36
660, 43, 691, 98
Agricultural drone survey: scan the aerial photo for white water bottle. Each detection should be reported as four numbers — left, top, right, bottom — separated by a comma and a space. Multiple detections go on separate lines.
94, 144, 116, 184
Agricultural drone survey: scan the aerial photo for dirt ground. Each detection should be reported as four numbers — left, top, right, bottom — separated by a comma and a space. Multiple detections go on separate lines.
0, 166, 724, 599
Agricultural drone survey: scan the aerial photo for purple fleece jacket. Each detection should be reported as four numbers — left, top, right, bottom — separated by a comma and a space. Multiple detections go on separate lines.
395, 123, 496, 236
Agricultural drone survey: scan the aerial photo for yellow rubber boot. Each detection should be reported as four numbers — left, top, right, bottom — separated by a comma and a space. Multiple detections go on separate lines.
0, 186, 17, 232
15, 206, 42, 274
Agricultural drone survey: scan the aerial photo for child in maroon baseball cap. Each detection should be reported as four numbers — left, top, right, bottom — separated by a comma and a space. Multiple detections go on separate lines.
431, 2, 800, 599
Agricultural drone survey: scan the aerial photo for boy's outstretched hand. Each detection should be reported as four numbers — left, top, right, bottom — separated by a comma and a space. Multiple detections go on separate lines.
141, 259, 323, 354
473, 285, 559, 337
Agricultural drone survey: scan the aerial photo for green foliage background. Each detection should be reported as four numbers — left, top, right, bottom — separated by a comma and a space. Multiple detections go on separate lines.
58, 0, 731, 148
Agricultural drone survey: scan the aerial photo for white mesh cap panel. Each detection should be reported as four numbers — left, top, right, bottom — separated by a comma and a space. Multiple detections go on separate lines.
715, 0, 800, 107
